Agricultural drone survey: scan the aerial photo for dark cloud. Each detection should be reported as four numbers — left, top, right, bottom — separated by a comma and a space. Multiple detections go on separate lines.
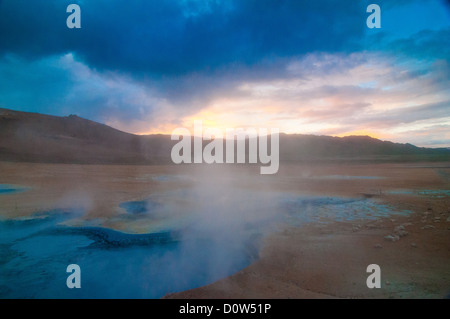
0, 0, 449, 147
0, 54, 160, 123
0, 55, 73, 114
388, 28, 450, 62
365, 29, 450, 66
0, 0, 367, 77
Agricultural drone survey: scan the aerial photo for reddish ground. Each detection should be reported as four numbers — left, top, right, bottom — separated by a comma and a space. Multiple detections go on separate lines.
1, 161, 449, 298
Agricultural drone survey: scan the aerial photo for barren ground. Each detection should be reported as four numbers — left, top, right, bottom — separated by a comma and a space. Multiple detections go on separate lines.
1, 161, 449, 298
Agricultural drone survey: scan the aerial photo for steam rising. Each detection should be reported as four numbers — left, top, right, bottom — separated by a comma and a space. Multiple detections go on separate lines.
0, 165, 286, 298
0, 163, 411, 298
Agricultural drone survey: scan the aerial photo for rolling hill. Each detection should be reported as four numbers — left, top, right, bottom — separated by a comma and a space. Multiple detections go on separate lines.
0, 108, 449, 164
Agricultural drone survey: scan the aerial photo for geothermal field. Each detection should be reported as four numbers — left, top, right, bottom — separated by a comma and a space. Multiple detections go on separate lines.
1, 0, 450, 303
0, 161, 449, 298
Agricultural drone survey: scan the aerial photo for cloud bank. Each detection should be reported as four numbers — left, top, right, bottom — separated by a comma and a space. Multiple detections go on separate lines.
0, 0, 449, 146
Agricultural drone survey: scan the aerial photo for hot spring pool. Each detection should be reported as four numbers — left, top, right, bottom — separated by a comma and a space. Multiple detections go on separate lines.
0, 191, 412, 298
0, 210, 256, 298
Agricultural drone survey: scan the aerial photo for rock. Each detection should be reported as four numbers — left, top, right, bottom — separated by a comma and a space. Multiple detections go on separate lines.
384, 235, 400, 242
421, 225, 435, 230
411, 242, 417, 248
447, 217, 450, 222
374, 244, 383, 249
397, 230, 409, 237
393, 225, 408, 237
385, 281, 390, 286
402, 222, 413, 227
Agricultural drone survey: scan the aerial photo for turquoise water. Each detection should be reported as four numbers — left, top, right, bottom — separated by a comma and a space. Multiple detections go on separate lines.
0, 190, 413, 299
280, 195, 411, 225
0, 210, 255, 298
0, 184, 28, 195
119, 200, 161, 215
386, 189, 450, 198
417, 189, 450, 198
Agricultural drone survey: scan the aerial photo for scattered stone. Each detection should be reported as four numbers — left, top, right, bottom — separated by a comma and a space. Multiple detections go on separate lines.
447, 217, 450, 222
411, 242, 417, 248
421, 225, 435, 230
402, 222, 413, 227
374, 244, 383, 249
384, 235, 400, 242
392, 225, 408, 237
423, 211, 431, 216
385, 281, 390, 286
397, 230, 409, 237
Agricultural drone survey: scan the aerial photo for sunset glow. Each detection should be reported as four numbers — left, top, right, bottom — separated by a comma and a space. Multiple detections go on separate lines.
0, 0, 449, 147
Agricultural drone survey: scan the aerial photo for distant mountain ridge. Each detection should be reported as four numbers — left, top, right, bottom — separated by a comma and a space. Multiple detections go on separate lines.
0, 108, 449, 164
0, 108, 170, 164
279, 133, 449, 161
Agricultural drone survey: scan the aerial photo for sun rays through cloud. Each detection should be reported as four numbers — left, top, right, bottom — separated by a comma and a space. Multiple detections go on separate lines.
0, 0, 449, 147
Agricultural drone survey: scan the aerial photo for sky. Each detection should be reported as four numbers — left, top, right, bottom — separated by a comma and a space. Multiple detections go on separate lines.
0, 0, 449, 147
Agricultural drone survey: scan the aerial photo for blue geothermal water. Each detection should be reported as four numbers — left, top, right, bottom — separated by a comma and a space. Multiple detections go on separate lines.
0, 184, 28, 195
0, 190, 413, 299
0, 210, 255, 298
